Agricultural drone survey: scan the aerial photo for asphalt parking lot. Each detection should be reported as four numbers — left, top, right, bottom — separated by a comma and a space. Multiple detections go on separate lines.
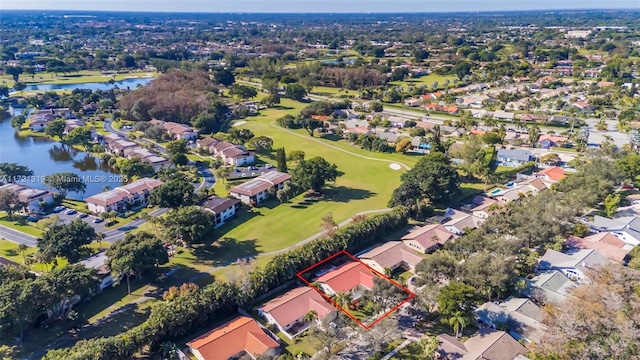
48, 208, 108, 232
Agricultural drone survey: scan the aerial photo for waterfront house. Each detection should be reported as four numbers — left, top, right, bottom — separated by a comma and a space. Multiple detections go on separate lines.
0, 183, 55, 213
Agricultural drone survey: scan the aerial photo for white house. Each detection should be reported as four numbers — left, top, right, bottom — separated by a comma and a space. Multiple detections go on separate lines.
200, 195, 240, 228
0, 183, 55, 213
79, 252, 114, 292
84, 178, 163, 213
229, 171, 291, 206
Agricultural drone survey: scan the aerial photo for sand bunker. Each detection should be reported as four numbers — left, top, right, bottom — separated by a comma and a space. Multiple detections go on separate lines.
389, 163, 402, 170
232, 121, 247, 127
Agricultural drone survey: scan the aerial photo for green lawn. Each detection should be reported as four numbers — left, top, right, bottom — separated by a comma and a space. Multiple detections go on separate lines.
388, 74, 458, 90
0, 213, 43, 237
201, 100, 419, 261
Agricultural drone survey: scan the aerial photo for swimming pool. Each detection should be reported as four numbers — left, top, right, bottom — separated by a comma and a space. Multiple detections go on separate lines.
490, 188, 502, 195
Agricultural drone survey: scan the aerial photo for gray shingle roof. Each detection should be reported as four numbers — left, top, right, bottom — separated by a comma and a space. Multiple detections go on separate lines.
497, 149, 533, 163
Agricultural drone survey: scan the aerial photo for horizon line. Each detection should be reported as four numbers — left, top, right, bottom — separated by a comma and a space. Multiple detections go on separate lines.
2, 8, 639, 14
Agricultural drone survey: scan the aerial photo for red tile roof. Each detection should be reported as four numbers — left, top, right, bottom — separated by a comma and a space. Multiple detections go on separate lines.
187, 316, 279, 360
317, 262, 376, 293
535, 166, 567, 181
259, 287, 335, 329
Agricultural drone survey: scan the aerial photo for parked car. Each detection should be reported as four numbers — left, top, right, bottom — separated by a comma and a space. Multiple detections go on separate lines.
265, 164, 275, 169
27, 216, 38, 222
53, 206, 66, 212
78, 213, 89, 218
65, 209, 77, 215
93, 218, 104, 224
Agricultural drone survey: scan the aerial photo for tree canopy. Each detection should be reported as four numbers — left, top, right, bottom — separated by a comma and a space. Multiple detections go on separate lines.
43, 172, 87, 197
389, 152, 460, 208
37, 219, 96, 262
291, 156, 338, 192
149, 178, 196, 209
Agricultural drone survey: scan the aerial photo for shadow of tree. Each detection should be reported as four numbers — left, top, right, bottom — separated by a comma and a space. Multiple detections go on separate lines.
193, 237, 260, 267
322, 186, 376, 203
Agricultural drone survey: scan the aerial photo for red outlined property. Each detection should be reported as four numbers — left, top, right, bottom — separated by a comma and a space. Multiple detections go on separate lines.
296, 250, 415, 329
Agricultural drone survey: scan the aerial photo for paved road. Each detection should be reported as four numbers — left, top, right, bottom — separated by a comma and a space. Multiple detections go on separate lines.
104, 120, 215, 191
101, 207, 170, 242
0, 225, 38, 246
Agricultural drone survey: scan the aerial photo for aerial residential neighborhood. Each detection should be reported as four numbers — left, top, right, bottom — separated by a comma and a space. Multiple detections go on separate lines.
0, 3, 639, 360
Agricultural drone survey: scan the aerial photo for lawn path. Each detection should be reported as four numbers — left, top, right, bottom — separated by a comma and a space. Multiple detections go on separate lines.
268, 121, 412, 170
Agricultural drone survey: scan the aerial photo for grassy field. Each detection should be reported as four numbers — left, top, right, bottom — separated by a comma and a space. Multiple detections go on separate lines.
0, 213, 43, 237
1, 70, 158, 88
206, 99, 416, 255
389, 74, 458, 91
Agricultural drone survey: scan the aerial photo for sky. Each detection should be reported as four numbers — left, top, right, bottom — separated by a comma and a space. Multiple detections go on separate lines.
2, 0, 639, 13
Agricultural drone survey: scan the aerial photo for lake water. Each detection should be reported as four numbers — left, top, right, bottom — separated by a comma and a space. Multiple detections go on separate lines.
23, 77, 155, 92
0, 108, 120, 200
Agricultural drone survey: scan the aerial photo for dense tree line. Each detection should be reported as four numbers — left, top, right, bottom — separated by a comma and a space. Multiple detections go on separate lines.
117, 70, 229, 133
43, 207, 408, 359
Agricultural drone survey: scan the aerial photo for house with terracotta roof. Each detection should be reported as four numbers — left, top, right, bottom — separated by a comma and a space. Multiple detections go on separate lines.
359, 241, 424, 274
84, 178, 163, 213
186, 316, 280, 360
316, 262, 376, 298
229, 171, 291, 206
258, 287, 336, 338
534, 166, 567, 182
401, 223, 457, 253
0, 183, 55, 213
437, 329, 528, 360
200, 195, 239, 228
566, 233, 633, 264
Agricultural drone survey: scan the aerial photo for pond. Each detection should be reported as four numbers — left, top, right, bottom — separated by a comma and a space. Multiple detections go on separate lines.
0, 108, 121, 200
21, 77, 155, 92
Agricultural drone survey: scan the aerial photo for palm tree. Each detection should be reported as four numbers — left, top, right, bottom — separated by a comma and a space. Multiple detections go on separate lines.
17, 243, 28, 265
303, 310, 318, 324
332, 291, 353, 308
448, 311, 470, 338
